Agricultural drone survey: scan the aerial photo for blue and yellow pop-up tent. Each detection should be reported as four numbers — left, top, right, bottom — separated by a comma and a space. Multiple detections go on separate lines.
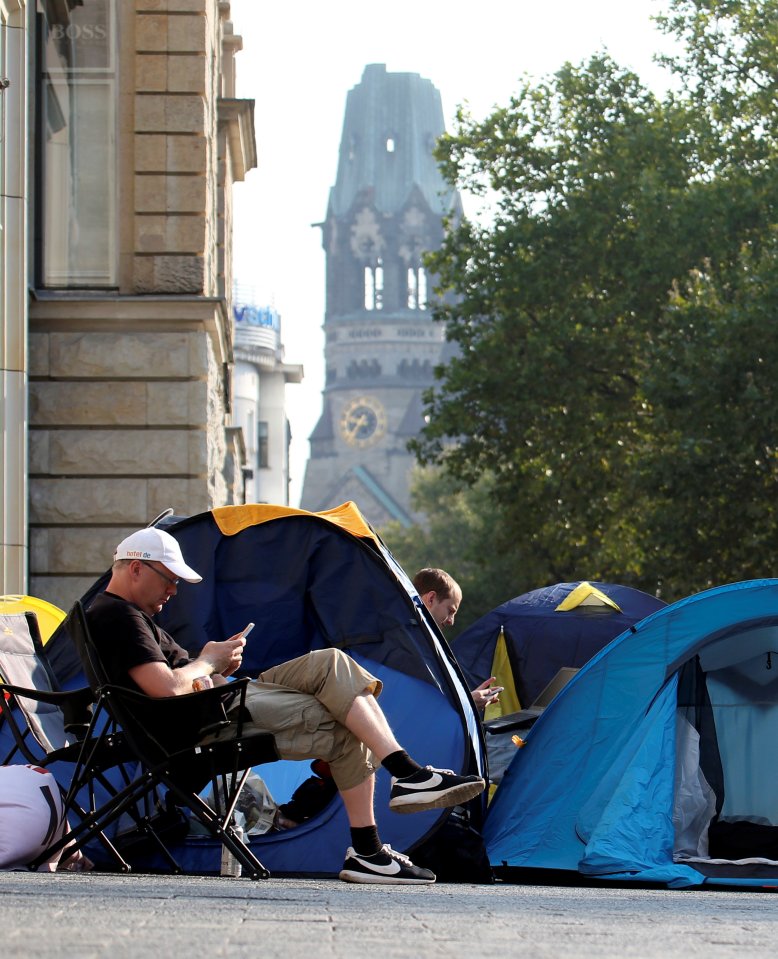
453, 581, 665, 723
48, 502, 486, 877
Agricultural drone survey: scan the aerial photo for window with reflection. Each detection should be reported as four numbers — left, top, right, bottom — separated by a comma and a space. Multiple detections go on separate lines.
36, 0, 116, 287
258, 421, 269, 468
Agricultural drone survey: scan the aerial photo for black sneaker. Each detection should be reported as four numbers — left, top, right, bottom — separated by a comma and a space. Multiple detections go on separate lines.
389, 766, 486, 814
339, 844, 436, 884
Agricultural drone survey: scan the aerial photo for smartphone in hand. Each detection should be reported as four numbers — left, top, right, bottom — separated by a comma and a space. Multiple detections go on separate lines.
240, 622, 255, 639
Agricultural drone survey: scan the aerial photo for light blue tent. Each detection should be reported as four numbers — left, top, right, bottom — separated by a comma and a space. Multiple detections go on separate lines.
484, 579, 778, 889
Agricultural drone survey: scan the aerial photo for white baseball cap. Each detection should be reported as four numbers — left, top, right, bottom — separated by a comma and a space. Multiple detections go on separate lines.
114, 528, 202, 583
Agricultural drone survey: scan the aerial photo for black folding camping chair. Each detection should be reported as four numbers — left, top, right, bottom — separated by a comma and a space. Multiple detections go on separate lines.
65, 600, 280, 879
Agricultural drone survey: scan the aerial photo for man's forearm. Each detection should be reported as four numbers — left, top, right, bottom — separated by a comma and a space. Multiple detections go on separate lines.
129, 637, 244, 697
174, 657, 227, 691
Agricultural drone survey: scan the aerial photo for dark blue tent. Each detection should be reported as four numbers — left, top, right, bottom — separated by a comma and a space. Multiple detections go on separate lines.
453, 581, 666, 713
484, 579, 778, 889
49, 502, 486, 876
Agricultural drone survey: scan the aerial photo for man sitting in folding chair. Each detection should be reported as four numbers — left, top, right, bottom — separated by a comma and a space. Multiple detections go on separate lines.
86, 528, 485, 885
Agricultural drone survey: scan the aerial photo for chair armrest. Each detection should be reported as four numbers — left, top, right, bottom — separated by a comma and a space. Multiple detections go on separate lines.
97, 677, 250, 752
0, 682, 96, 738
0, 681, 93, 709
60, 686, 97, 736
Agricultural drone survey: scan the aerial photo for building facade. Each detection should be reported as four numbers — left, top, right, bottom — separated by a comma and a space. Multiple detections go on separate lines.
232, 296, 302, 506
300, 64, 461, 528
0, 0, 261, 608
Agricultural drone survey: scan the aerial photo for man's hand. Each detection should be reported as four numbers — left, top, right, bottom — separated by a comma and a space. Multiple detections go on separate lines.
471, 677, 502, 711
200, 635, 246, 677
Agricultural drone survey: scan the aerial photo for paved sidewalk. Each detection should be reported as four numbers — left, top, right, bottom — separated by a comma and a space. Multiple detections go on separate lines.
2, 871, 778, 958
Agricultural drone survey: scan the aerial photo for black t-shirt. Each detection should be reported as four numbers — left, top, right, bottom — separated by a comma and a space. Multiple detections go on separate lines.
86, 591, 191, 693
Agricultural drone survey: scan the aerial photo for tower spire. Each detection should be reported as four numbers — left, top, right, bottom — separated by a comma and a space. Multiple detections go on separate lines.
300, 65, 462, 527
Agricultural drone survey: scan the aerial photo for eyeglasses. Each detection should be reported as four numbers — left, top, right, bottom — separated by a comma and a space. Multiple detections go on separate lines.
139, 559, 179, 588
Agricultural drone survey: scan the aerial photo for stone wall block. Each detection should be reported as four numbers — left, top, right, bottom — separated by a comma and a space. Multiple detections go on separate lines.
135, 134, 166, 172
135, 94, 165, 130
135, 54, 167, 92
135, 1, 206, 11
30, 577, 96, 616
146, 380, 207, 425
28, 430, 49, 474
134, 254, 205, 294
160, 0, 206, 11
135, 174, 167, 212
30, 478, 148, 524
136, 173, 205, 214
135, 214, 205, 253
166, 173, 206, 212
135, 216, 168, 253
167, 135, 207, 173
167, 55, 205, 93
136, 94, 204, 135
168, 14, 207, 53
30, 382, 146, 425
155, 253, 205, 292
189, 432, 207, 475
44, 429, 191, 476
31, 527, 129, 575
167, 94, 205, 134
210, 463, 230, 507
30, 528, 48, 574
147, 477, 210, 517
48, 332, 193, 378
29, 333, 50, 377
133, 256, 155, 291
136, 14, 168, 52
188, 334, 210, 378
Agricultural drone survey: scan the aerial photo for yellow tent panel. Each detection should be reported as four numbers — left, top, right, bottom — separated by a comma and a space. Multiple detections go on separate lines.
212, 501, 379, 545
554, 581, 622, 613
0, 595, 67, 644
483, 627, 521, 722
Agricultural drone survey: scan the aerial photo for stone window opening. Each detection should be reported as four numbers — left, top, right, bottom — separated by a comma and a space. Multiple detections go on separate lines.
364, 260, 384, 311
407, 267, 427, 310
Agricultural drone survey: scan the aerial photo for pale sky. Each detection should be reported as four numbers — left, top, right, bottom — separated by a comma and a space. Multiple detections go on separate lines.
229, 0, 678, 507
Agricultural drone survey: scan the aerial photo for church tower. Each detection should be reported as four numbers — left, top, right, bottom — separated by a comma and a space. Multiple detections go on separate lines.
300, 64, 461, 527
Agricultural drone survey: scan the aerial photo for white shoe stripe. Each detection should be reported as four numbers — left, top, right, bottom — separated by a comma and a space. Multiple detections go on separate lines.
354, 857, 402, 876
395, 773, 443, 791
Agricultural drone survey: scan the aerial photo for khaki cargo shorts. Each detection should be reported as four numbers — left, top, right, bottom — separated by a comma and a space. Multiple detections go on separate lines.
241, 648, 384, 791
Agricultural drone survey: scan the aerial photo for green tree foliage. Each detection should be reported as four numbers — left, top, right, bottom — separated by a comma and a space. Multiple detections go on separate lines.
657, 0, 778, 153
411, 0, 778, 601
380, 468, 536, 638
637, 238, 778, 590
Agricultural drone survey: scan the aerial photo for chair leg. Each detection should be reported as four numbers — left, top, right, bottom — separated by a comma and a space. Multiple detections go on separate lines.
161, 776, 271, 880
29, 796, 133, 873
30, 770, 159, 872
222, 820, 270, 881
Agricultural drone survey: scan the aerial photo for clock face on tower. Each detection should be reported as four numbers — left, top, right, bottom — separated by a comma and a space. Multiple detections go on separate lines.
340, 395, 387, 448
